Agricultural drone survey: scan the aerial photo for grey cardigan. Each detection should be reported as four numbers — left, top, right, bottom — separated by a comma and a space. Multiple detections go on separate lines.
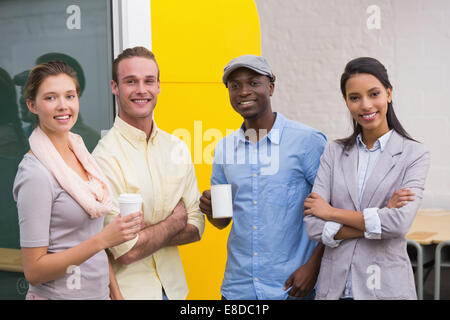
304, 131, 430, 300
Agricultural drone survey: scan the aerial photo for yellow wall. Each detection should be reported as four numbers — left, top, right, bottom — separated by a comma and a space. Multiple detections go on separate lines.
151, 0, 261, 299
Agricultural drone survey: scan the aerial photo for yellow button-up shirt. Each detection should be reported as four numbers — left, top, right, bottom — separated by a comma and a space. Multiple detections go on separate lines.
92, 116, 205, 300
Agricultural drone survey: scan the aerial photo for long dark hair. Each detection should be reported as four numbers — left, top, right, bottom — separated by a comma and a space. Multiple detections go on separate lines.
336, 57, 415, 149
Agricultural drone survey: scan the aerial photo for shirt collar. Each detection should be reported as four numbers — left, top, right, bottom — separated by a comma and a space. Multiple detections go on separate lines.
356, 129, 393, 152
114, 116, 160, 147
236, 112, 285, 148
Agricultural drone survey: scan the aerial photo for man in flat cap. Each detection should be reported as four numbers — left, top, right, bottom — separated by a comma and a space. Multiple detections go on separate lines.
200, 54, 327, 300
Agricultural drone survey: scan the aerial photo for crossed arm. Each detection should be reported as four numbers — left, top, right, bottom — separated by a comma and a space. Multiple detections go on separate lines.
117, 200, 200, 265
303, 188, 415, 241
94, 150, 204, 266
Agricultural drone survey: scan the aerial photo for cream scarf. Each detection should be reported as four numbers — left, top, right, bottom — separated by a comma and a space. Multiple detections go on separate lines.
29, 126, 112, 219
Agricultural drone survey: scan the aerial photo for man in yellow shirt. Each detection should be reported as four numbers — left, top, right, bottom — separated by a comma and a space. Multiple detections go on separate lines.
93, 47, 205, 300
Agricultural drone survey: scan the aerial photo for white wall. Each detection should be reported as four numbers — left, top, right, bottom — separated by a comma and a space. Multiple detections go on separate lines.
112, 0, 152, 57
255, 0, 450, 209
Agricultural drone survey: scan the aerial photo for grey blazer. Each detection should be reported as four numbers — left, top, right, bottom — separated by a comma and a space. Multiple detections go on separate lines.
304, 131, 430, 300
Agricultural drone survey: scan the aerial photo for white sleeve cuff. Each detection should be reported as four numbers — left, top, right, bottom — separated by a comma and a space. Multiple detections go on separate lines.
321, 221, 343, 248
363, 207, 381, 239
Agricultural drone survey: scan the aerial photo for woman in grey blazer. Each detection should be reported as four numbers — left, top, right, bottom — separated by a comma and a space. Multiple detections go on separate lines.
303, 57, 430, 300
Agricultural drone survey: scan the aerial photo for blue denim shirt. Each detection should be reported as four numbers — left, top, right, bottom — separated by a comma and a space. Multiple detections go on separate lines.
211, 113, 326, 299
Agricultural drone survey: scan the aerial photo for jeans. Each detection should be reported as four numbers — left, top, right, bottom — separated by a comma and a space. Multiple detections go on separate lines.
286, 289, 316, 300
162, 288, 169, 300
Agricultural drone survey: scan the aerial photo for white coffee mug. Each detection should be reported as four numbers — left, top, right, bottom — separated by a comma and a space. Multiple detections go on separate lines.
211, 184, 233, 219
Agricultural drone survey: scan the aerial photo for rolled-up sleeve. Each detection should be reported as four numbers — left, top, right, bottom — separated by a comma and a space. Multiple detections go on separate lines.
104, 206, 140, 260
363, 208, 381, 239
322, 221, 343, 248
182, 148, 205, 239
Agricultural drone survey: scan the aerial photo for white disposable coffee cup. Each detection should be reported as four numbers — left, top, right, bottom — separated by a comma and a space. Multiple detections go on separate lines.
118, 193, 143, 216
211, 184, 233, 219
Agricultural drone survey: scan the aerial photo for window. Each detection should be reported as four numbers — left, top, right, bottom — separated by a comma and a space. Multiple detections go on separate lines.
0, 0, 114, 250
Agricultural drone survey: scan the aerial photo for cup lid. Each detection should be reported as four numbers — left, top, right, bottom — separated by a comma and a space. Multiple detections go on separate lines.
118, 193, 143, 203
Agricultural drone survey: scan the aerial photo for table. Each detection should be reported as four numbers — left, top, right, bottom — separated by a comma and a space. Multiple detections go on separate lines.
0, 248, 23, 273
406, 210, 450, 300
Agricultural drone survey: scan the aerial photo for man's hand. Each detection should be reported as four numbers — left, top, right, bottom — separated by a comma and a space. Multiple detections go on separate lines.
284, 261, 319, 298
169, 200, 188, 233
199, 190, 212, 217
199, 189, 231, 230
387, 188, 415, 209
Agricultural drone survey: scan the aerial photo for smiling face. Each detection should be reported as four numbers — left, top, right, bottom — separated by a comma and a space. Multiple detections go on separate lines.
112, 56, 160, 126
344, 73, 392, 138
226, 67, 274, 120
26, 73, 79, 137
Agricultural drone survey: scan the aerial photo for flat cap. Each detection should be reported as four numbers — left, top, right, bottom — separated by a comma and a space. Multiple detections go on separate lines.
222, 54, 273, 85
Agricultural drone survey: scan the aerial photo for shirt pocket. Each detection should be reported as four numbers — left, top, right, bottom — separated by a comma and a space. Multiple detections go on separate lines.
263, 177, 301, 208
166, 173, 185, 185
164, 175, 186, 207
263, 182, 289, 207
